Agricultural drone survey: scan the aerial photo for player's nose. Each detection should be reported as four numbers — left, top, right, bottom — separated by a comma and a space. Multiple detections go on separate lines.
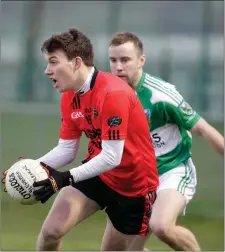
116, 63, 123, 72
44, 66, 53, 76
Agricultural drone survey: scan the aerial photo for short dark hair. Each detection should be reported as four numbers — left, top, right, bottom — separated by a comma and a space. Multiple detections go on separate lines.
41, 28, 94, 66
109, 32, 143, 54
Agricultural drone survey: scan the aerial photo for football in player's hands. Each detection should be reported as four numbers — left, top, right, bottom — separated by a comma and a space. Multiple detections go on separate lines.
3, 159, 48, 205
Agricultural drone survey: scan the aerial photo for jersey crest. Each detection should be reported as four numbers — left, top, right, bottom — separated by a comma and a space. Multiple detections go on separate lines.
179, 101, 193, 116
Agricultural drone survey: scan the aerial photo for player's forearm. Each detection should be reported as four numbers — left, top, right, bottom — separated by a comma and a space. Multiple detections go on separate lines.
200, 125, 224, 156
37, 138, 80, 169
69, 140, 124, 182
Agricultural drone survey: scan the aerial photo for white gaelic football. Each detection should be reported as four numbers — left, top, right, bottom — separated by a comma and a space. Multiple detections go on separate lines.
5, 159, 48, 205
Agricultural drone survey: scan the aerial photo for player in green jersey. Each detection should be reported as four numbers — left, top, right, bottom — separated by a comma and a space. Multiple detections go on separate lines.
108, 32, 224, 251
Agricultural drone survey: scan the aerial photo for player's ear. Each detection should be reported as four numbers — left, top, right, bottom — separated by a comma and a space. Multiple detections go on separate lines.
139, 54, 146, 69
72, 57, 82, 72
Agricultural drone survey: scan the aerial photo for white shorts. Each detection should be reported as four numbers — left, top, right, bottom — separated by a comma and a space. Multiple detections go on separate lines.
156, 158, 197, 214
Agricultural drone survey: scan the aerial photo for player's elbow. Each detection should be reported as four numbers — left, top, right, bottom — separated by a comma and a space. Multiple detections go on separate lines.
102, 149, 122, 167
191, 117, 208, 136
67, 151, 77, 164
111, 156, 122, 167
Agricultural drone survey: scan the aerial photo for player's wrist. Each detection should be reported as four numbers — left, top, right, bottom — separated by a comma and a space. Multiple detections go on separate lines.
61, 170, 74, 186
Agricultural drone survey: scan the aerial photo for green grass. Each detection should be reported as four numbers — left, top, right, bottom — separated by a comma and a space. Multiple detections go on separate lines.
1, 114, 224, 250
1, 202, 224, 251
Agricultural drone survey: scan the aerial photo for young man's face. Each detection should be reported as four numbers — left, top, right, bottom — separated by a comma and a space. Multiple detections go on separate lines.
109, 41, 145, 88
44, 49, 76, 93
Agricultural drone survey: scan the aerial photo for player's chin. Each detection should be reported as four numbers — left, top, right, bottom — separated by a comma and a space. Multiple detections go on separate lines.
58, 88, 64, 93
55, 86, 65, 93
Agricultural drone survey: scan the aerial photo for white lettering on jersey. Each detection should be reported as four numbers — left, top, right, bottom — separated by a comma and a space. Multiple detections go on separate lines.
71, 112, 84, 119
151, 124, 182, 156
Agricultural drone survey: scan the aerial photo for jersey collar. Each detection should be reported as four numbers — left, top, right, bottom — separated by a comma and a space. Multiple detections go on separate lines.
136, 71, 146, 93
77, 67, 98, 95
90, 67, 98, 90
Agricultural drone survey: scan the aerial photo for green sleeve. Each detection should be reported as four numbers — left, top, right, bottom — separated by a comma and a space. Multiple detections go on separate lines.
162, 100, 201, 130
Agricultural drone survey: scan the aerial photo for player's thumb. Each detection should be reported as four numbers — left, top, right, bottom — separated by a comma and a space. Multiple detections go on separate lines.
40, 162, 53, 175
3, 169, 8, 176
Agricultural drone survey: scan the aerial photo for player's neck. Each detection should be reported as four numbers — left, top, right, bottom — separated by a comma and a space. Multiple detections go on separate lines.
75, 66, 95, 94
73, 66, 94, 93
132, 69, 143, 90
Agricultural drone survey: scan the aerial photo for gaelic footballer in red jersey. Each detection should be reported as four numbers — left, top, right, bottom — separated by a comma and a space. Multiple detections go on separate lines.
31, 28, 158, 251
60, 70, 158, 197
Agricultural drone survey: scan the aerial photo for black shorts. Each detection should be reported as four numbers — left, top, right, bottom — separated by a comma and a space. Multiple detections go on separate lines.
73, 176, 156, 236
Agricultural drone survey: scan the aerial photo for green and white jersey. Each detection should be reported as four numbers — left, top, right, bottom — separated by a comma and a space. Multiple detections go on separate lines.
136, 72, 200, 175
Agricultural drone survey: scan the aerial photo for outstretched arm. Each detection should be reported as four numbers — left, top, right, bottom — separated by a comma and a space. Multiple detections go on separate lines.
191, 117, 224, 156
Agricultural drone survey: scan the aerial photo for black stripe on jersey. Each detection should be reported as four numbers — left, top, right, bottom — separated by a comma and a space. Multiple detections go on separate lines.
72, 96, 77, 109
90, 67, 99, 90
108, 130, 120, 140
116, 130, 120, 139
108, 130, 112, 140
77, 95, 80, 108
112, 130, 116, 140
72, 95, 81, 109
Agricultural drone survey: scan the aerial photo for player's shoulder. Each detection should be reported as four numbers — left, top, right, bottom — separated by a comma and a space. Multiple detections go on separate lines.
97, 71, 134, 94
97, 71, 127, 86
142, 72, 183, 106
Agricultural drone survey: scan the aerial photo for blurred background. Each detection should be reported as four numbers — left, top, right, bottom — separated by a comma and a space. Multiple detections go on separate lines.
1, 1, 224, 251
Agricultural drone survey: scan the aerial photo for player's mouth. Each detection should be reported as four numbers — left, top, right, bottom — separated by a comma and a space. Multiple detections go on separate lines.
118, 75, 127, 81
50, 78, 58, 88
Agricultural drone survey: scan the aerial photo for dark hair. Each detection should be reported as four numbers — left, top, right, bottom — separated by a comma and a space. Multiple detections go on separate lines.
41, 28, 94, 66
109, 32, 143, 54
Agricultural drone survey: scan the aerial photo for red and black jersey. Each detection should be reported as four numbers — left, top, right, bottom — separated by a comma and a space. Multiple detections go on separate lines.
60, 69, 158, 197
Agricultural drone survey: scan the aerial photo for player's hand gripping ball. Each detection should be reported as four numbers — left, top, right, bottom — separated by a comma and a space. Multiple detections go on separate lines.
3, 159, 48, 205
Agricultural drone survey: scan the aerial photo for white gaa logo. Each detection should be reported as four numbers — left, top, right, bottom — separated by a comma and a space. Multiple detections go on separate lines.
71, 112, 84, 119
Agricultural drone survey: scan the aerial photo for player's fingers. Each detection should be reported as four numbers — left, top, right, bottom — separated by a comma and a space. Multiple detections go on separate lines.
1, 178, 6, 183
18, 157, 24, 161
35, 189, 52, 202
40, 192, 53, 204
33, 184, 52, 196
3, 170, 8, 176
4, 187, 7, 192
33, 187, 46, 196
33, 179, 49, 188
35, 193, 44, 201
